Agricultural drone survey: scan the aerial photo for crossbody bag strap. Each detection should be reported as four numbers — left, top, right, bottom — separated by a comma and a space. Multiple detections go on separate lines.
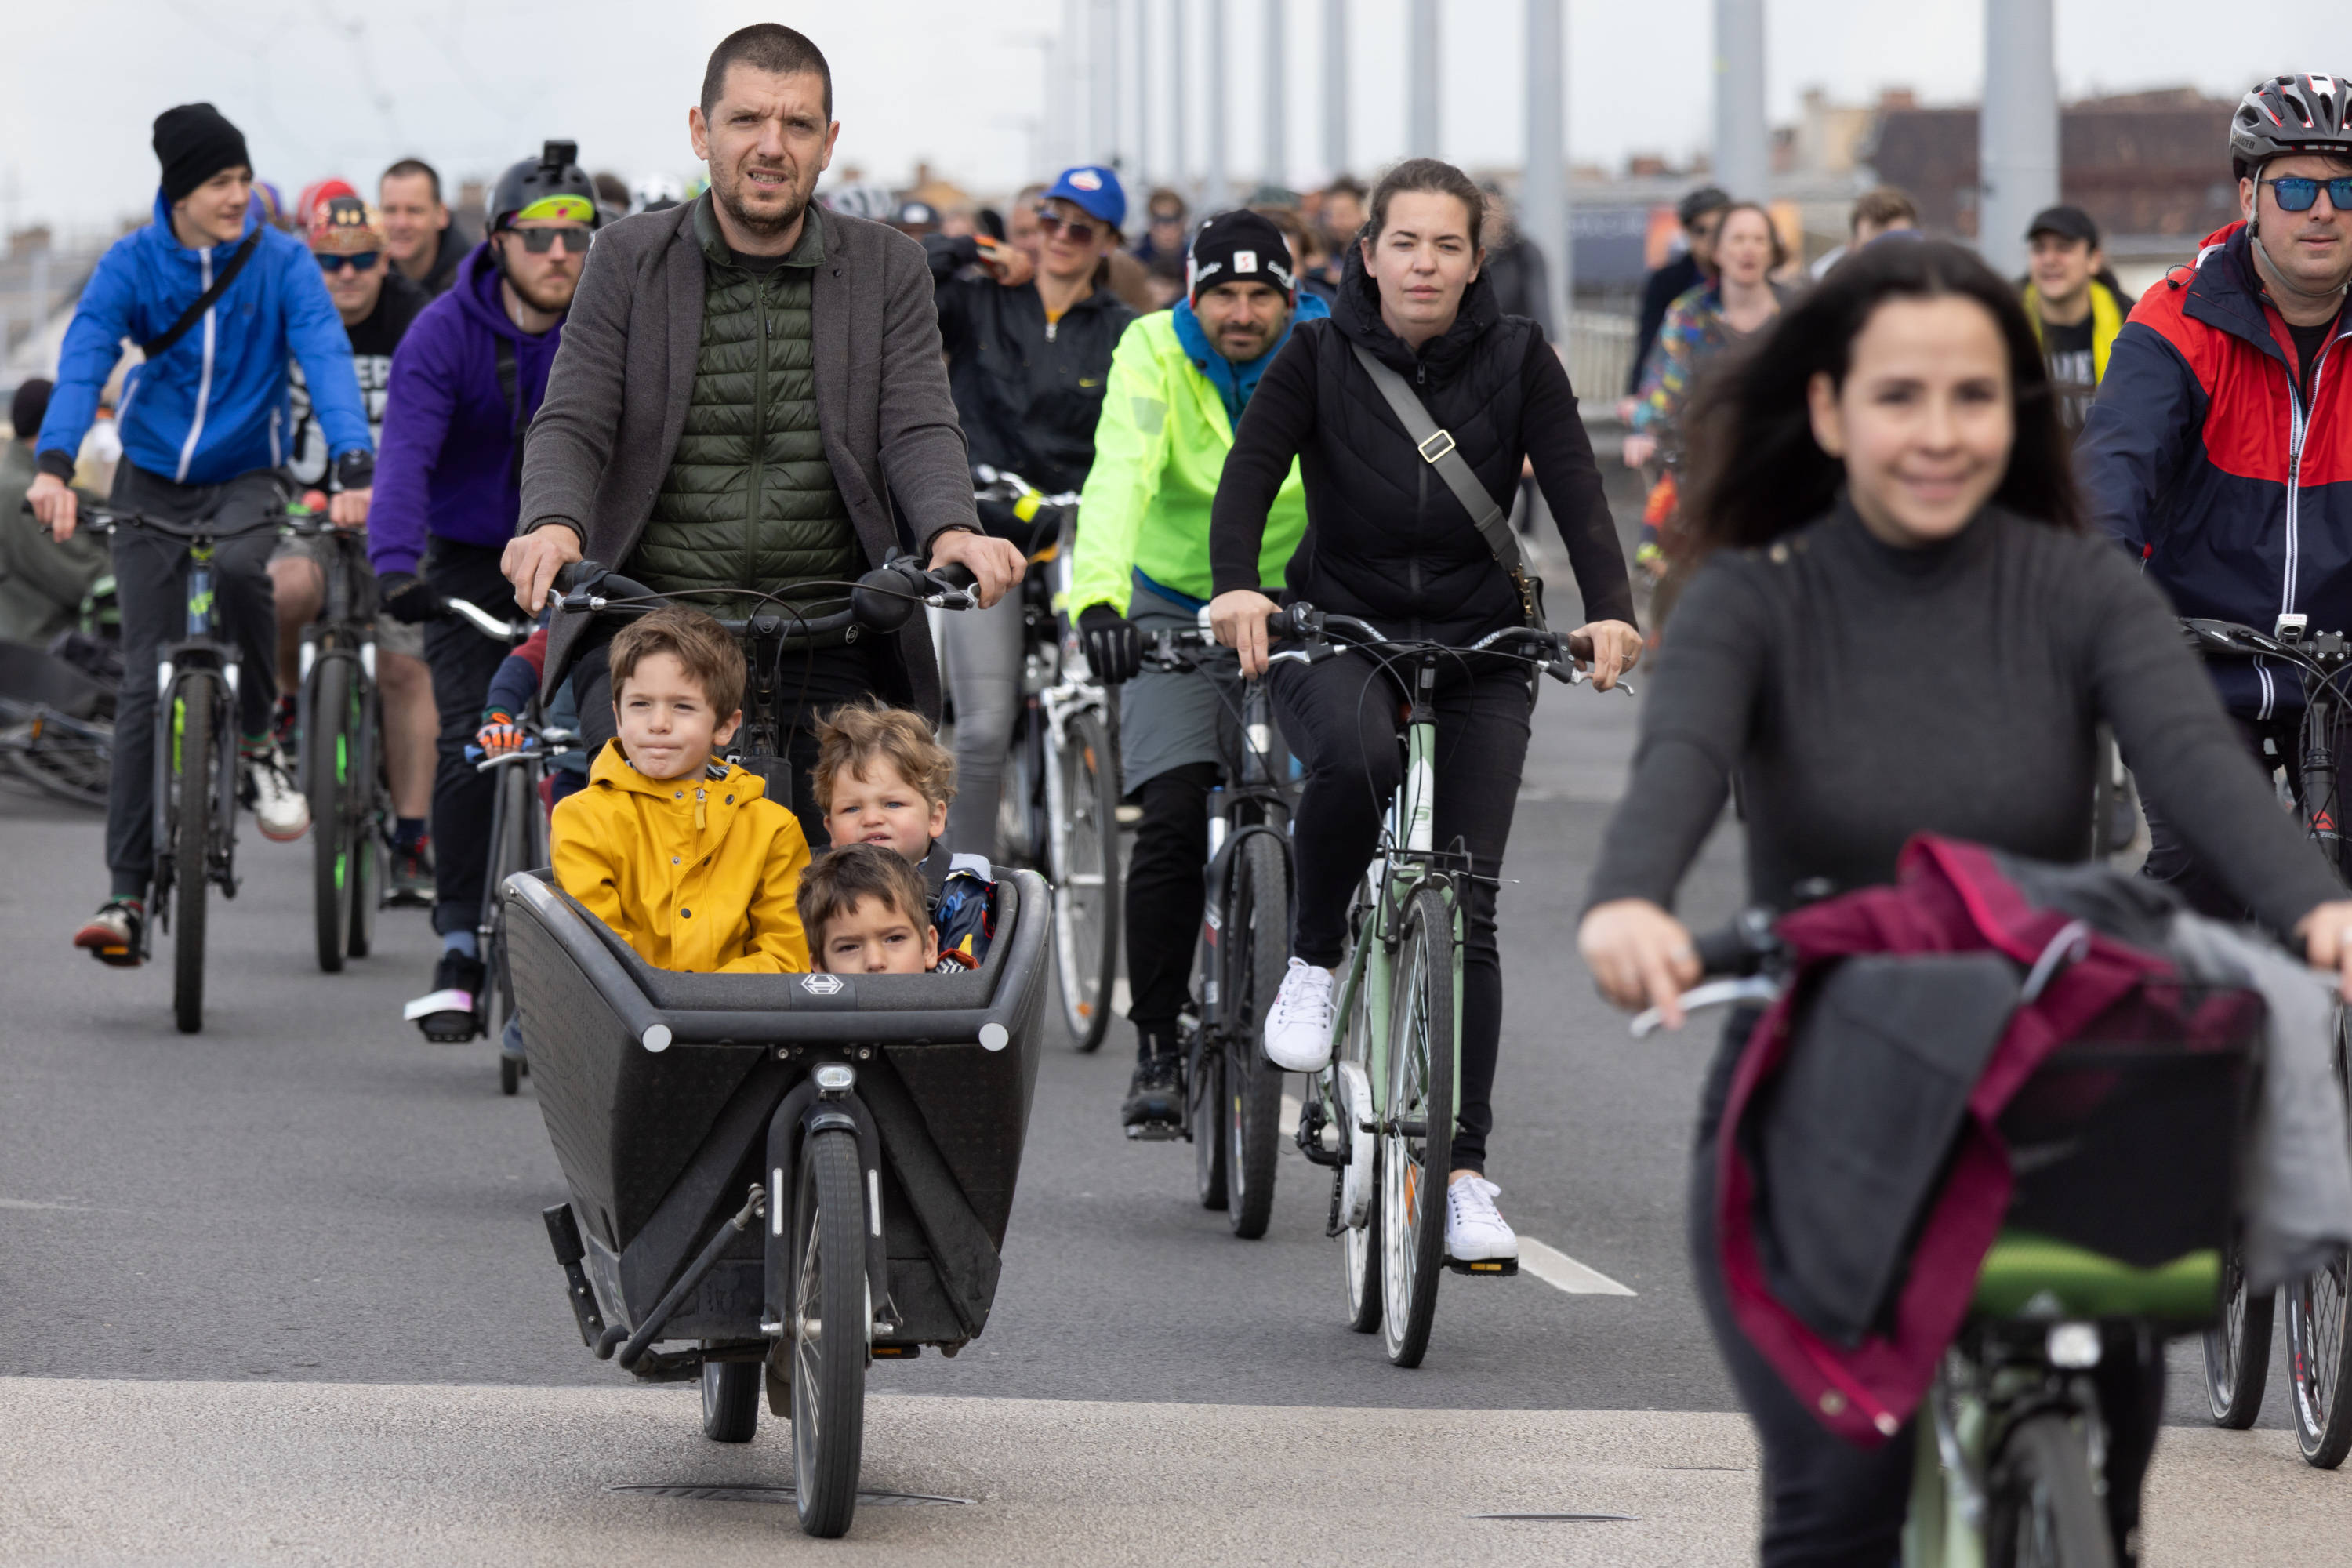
495, 337, 527, 491
138, 227, 263, 361
1349, 343, 1545, 630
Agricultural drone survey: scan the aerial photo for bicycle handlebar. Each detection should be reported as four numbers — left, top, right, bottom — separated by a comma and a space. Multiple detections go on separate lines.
1271, 602, 1633, 695
21, 499, 283, 543
1628, 908, 1788, 1040
551, 557, 978, 644
441, 597, 532, 643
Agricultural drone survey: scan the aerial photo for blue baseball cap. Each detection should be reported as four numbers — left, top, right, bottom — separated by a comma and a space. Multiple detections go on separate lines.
1042, 165, 1126, 231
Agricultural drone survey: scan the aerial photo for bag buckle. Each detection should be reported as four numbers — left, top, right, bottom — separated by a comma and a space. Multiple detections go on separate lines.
1416, 429, 1457, 464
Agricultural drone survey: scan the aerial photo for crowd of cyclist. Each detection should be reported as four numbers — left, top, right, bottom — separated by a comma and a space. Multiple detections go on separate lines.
11, 25, 2352, 1562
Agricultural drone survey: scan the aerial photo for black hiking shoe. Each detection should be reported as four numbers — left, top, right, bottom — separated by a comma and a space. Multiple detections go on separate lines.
405, 951, 485, 1043
1122, 1054, 1184, 1138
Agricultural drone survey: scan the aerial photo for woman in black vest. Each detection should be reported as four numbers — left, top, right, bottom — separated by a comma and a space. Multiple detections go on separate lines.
1577, 239, 2352, 1566
1207, 158, 1642, 1261
924, 166, 1136, 858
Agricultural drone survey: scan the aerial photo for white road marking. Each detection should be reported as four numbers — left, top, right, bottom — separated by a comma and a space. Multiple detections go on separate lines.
1517, 1237, 1637, 1296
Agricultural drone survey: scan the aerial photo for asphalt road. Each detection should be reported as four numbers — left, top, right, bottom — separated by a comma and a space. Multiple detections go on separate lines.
2, 629, 2346, 1560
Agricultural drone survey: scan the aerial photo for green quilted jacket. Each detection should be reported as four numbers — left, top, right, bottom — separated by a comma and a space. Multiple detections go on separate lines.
633, 201, 860, 611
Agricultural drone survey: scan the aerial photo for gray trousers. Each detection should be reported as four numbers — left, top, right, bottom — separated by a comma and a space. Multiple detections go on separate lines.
942, 588, 1025, 858
104, 464, 283, 898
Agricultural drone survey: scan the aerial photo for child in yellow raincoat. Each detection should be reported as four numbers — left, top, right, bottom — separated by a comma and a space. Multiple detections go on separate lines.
551, 607, 810, 973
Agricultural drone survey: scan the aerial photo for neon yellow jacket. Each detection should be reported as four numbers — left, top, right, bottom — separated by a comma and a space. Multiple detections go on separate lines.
1069, 311, 1308, 615
2023, 278, 2126, 386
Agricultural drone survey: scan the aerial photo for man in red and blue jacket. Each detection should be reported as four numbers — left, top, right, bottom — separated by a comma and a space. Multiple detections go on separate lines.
2083, 72, 2352, 915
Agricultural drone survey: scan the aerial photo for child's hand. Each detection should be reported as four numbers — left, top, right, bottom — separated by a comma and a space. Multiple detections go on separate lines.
474, 713, 528, 756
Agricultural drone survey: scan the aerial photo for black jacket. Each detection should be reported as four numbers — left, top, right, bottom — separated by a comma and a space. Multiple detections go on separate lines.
925, 235, 1135, 546
1482, 236, 1555, 341
1210, 246, 1635, 645
1629, 252, 1704, 394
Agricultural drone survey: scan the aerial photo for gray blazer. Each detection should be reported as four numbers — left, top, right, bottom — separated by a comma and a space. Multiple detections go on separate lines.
519, 198, 979, 719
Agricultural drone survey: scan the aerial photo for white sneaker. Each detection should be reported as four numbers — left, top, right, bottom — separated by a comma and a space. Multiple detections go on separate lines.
1262, 957, 1336, 1072
1445, 1174, 1519, 1262
245, 743, 311, 842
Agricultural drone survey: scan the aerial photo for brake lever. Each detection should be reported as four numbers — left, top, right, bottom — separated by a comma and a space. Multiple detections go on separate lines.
1546, 659, 1635, 696
1630, 977, 1782, 1039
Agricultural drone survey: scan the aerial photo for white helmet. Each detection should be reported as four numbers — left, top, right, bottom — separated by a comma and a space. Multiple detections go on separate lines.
630, 174, 685, 216
824, 184, 897, 221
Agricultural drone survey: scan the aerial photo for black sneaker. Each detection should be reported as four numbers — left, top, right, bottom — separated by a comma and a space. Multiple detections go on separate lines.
1121, 1054, 1184, 1135
404, 951, 485, 1043
387, 835, 434, 907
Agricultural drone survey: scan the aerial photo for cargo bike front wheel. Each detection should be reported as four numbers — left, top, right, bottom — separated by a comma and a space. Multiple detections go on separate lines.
789, 1126, 869, 1538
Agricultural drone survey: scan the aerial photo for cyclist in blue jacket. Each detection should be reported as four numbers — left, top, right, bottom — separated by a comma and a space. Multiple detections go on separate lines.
26, 103, 372, 964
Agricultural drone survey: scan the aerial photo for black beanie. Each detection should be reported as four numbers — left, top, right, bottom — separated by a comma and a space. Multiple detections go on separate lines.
9, 379, 52, 442
1187, 209, 1297, 307
153, 103, 250, 205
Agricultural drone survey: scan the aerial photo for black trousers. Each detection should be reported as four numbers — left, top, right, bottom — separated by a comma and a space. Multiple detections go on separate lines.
1268, 649, 1532, 1174
570, 634, 887, 851
1123, 761, 1219, 1051
1690, 1015, 2165, 1566
423, 540, 518, 935
2142, 711, 2346, 919
104, 464, 283, 896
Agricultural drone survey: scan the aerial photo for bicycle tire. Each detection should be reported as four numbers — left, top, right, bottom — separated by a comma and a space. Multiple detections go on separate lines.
1339, 921, 1381, 1334
307, 658, 350, 972
1985, 1410, 2118, 1568
171, 673, 216, 1036
1192, 1041, 1228, 1210
1381, 884, 1454, 1367
1225, 832, 1289, 1239
790, 1127, 869, 1538
346, 674, 381, 960
996, 699, 1047, 867
483, 763, 532, 1048
700, 1353, 760, 1443
2285, 1012, 2352, 1468
2203, 1239, 2274, 1428
1051, 708, 1120, 1051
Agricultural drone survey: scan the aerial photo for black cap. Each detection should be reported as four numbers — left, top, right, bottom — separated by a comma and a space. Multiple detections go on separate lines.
153, 103, 250, 205
10, 378, 53, 442
2026, 205, 2100, 247
1187, 209, 1296, 306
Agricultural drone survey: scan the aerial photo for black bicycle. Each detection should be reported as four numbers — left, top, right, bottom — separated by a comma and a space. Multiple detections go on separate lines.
71, 503, 281, 1033
468, 703, 577, 1094
2181, 613, 2352, 1469
1127, 622, 1297, 1240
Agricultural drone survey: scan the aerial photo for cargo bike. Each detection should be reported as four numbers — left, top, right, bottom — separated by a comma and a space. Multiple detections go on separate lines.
509, 558, 1051, 1538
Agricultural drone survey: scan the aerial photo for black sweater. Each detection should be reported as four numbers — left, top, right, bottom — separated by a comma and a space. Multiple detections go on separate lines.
1209, 249, 1634, 644
1585, 500, 2342, 937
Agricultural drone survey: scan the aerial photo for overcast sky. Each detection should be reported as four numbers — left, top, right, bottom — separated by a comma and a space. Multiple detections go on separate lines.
4, 0, 2347, 234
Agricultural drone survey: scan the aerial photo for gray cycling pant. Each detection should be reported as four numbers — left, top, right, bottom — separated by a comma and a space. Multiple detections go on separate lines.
942, 588, 1025, 858
104, 464, 282, 898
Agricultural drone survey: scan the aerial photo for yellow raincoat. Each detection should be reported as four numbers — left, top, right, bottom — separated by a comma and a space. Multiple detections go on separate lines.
552, 740, 811, 974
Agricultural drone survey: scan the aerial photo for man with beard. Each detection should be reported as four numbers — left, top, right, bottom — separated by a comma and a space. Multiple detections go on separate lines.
501, 23, 1022, 845
368, 141, 596, 1040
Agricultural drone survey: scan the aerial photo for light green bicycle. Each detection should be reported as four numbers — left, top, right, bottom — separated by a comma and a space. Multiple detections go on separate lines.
1282, 605, 1621, 1367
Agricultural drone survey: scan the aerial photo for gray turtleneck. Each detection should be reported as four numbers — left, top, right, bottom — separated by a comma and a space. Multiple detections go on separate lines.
1585, 501, 2343, 937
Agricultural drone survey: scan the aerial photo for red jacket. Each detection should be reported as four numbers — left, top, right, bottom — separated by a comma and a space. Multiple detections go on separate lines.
2082, 221, 2352, 720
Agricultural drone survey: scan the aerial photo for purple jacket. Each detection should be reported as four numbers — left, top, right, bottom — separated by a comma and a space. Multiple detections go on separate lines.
368, 244, 564, 577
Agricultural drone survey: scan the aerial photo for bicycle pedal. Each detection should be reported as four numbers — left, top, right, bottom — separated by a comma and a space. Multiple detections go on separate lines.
1446, 1256, 1520, 1277
87, 944, 143, 969
1124, 1120, 1185, 1142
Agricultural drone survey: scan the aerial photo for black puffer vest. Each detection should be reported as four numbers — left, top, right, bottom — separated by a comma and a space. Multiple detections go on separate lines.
1281, 247, 1543, 643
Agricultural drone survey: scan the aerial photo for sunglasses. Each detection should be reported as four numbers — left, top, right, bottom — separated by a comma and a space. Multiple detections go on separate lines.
507, 226, 593, 255
2263, 176, 2352, 213
1034, 209, 1104, 245
315, 252, 380, 273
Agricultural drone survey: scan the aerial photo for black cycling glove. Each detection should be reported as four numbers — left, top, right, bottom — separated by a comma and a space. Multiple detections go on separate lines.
377, 571, 439, 625
1077, 603, 1142, 686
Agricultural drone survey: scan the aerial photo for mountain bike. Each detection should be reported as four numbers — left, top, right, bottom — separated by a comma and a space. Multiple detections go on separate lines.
2180, 613, 2352, 1468
0, 637, 113, 808
467, 702, 577, 1095
972, 466, 1121, 1052
285, 510, 393, 973
1131, 621, 1295, 1238
74, 503, 281, 1034
1283, 606, 1627, 1365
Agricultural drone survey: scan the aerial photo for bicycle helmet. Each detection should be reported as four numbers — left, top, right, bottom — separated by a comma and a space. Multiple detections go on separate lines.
485, 140, 601, 233
823, 183, 896, 221
630, 173, 684, 215
2230, 74, 2352, 179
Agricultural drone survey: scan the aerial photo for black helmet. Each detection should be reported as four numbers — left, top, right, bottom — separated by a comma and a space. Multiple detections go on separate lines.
2230, 75, 2352, 178
487, 140, 601, 233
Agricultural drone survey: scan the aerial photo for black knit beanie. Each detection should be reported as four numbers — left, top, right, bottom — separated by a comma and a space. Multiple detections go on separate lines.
153, 103, 250, 205
1186, 209, 1297, 307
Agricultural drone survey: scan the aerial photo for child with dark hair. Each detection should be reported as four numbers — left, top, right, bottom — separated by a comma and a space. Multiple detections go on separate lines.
550, 606, 809, 973
797, 842, 938, 975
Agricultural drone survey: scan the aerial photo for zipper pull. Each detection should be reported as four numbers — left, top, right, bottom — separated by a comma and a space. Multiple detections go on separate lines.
694, 787, 706, 830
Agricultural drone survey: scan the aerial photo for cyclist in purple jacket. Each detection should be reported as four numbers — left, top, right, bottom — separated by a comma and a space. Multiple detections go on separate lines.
367, 141, 596, 1041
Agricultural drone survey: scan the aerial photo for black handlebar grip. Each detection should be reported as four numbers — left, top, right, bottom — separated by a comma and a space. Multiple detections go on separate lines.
928, 561, 978, 591
851, 564, 923, 633
1266, 610, 1297, 640
1691, 925, 1755, 978
555, 559, 606, 594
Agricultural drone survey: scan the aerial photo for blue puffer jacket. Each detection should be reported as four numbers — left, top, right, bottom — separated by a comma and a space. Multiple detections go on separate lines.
36, 192, 370, 488
2082, 221, 2352, 720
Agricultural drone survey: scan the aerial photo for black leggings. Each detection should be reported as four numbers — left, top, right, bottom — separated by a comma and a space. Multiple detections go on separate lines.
1269, 650, 1531, 1174
1123, 762, 1218, 1054
1690, 1018, 2165, 1566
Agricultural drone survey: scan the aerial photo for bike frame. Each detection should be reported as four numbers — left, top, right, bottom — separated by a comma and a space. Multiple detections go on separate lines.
147, 533, 246, 941
1901, 1327, 2113, 1567
294, 526, 382, 854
